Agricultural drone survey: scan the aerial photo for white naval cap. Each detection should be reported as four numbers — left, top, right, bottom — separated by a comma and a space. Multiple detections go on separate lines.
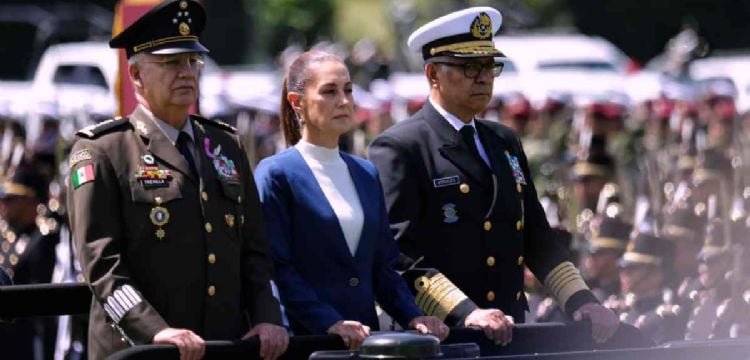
407, 7, 505, 61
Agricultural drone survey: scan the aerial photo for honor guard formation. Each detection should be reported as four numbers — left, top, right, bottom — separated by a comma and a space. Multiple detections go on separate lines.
0, 0, 749, 359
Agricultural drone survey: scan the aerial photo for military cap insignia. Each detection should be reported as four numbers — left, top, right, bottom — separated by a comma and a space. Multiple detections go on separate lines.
179, 0, 188, 10
179, 22, 190, 36
470, 12, 493, 40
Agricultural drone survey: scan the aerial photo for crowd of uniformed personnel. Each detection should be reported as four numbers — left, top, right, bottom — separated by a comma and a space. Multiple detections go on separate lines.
1, 5, 750, 360
510, 73, 750, 344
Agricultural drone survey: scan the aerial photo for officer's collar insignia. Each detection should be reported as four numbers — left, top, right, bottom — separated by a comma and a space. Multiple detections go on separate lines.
135, 120, 149, 135
442, 203, 459, 224
471, 12, 492, 40
204, 137, 239, 182
505, 151, 526, 185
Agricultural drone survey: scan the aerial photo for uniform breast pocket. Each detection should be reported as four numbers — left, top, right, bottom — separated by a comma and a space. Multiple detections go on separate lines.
128, 179, 184, 243
217, 179, 243, 240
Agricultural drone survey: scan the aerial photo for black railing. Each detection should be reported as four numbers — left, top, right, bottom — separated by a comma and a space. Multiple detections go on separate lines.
7, 283, 745, 360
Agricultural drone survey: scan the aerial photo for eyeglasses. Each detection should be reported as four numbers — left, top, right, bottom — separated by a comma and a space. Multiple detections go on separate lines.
142, 55, 205, 71
432, 61, 504, 78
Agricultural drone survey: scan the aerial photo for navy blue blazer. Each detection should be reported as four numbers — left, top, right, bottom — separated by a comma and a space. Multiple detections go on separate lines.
254, 147, 422, 334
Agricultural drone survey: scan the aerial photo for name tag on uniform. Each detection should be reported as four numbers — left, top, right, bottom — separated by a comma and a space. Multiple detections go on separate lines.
433, 175, 460, 188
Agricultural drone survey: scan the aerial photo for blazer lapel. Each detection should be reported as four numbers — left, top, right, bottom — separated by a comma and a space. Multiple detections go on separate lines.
129, 107, 197, 184
420, 102, 491, 189
341, 154, 373, 262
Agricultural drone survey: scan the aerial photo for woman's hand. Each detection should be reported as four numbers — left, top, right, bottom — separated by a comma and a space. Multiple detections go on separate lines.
327, 320, 371, 349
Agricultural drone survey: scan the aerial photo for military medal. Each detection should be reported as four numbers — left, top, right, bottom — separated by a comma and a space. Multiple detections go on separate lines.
135, 163, 173, 189
505, 151, 527, 185
150, 197, 170, 240
204, 138, 240, 183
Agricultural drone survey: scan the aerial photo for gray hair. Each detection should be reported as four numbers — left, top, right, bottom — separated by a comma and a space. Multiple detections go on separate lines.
128, 53, 147, 66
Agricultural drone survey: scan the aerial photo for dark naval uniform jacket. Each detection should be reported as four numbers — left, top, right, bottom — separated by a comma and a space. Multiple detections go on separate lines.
67, 106, 282, 359
369, 101, 593, 323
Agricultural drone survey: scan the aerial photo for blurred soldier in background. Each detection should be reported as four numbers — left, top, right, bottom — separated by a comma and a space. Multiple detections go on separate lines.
584, 213, 631, 301
0, 162, 60, 359
608, 231, 676, 344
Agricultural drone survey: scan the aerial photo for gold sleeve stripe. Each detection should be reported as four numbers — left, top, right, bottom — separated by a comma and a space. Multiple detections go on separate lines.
414, 273, 468, 321
544, 262, 590, 310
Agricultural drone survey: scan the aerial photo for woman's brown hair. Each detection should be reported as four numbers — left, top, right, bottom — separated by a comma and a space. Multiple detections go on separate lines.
280, 50, 342, 147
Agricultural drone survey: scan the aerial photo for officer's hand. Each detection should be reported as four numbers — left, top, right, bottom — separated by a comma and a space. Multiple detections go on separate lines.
409, 316, 450, 341
464, 308, 514, 346
242, 323, 289, 360
574, 303, 619, 343
152, 327, 205, 360
327, 320, 371, 350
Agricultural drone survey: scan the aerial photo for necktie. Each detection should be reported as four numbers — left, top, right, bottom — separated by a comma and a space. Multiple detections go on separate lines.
176, 131, 198, 178
459, 125, 485, 166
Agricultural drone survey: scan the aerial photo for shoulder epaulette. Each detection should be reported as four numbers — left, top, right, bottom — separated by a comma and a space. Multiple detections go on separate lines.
76, 117, 129, 138
192, 115, 237, 134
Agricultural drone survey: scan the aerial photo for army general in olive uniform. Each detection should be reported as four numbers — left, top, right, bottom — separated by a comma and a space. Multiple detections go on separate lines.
66, 1, 288, 359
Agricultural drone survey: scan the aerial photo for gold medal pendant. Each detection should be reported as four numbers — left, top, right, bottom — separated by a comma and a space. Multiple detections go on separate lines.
150, 197, 170, 240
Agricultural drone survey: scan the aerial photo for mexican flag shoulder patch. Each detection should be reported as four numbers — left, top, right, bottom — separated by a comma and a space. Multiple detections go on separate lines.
72, 163, 95, 189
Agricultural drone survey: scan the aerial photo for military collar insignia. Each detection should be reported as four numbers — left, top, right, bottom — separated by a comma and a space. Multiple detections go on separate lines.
204, 137, 239, 182
135, 120, 149, 135
470, 12, 492, 40
505, 151, 526, 185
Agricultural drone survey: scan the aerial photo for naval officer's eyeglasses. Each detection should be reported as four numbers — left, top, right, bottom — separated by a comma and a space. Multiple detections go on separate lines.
143, 54, 205, 72
432, 61, 504, 78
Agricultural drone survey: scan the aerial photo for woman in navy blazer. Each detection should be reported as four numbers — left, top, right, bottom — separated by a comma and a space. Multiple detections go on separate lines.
254, 50, 448, 349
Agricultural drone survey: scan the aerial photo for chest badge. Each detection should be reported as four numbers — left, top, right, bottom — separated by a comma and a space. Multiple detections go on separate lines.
204, 138, 240, 182
135, 162, 173, 189
150, 198, 170, 240
225, 214, 235, 228
505, 151, 527, 185
442, 203, 459, 224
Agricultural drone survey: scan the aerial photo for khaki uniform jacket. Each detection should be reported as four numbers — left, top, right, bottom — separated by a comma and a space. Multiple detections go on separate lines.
67, 106, 281, 359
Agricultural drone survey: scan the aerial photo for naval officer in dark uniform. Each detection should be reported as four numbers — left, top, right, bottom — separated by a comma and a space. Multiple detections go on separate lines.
368, 6, 619, 344
66, 1, 287, 359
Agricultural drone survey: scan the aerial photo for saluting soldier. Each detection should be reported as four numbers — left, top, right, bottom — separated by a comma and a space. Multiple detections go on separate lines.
66, 1, 287, 359
368, 6, 619, 345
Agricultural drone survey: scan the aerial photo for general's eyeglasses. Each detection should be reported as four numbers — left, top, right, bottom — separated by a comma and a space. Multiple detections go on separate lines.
432, 61, 504, 78
143, 55, 205, 71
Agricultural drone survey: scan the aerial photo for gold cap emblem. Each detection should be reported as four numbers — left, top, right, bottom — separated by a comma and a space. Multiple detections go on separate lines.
470, 12, 492, 40
179, 22, 190, 36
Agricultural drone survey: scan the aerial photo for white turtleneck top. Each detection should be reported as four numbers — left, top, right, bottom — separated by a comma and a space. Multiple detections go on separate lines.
295, 139, 364, 256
